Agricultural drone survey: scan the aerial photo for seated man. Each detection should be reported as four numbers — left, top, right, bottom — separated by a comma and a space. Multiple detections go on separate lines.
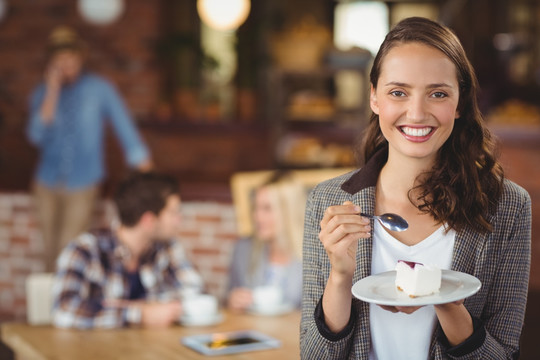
51, 172, 203, 329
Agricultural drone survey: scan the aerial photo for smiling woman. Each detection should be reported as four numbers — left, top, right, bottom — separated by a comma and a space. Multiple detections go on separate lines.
370, 42, 460, 158
300, 17, 531, 360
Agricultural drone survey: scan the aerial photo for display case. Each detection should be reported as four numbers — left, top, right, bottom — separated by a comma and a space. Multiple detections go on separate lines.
267, 56, 372, 168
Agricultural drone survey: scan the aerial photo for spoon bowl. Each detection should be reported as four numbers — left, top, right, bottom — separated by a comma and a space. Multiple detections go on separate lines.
360, 212, 408, 232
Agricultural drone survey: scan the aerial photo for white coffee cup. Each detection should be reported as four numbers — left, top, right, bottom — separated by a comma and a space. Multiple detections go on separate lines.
252, 286, 284, 312
182, 294, 218, 320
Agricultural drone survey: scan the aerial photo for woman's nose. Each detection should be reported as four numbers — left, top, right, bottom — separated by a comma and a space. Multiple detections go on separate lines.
407, 97, 427, 121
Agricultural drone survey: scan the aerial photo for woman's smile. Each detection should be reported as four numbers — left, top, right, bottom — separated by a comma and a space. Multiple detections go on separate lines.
399, 125, 436, 142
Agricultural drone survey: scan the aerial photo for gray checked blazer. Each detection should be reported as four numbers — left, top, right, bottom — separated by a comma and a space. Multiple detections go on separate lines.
300, 150, 531, 359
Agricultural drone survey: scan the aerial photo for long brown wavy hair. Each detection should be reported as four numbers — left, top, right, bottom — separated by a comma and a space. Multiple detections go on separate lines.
362, 17, 504, 233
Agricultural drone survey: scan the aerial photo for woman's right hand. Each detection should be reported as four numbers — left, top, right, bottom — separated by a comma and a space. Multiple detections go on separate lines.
227, 287, 253, 312
319, 201, 371, 279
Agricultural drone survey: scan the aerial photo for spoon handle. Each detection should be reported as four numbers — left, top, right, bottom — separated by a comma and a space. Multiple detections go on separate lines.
359, 213, 375, 219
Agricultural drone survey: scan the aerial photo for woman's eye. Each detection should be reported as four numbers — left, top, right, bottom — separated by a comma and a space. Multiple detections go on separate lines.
390, 90, 405, 97
432, 92, 448, 98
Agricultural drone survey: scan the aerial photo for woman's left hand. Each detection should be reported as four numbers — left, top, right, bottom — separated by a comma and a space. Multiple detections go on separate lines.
434, 299, 473, 346
227, 287, 253, 312
434, 299, 465, 308
378, 304, 423, 314
378, 298, 463, 314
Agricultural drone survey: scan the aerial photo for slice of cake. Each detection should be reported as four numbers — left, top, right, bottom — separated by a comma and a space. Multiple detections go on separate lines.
395, 260, 441, 298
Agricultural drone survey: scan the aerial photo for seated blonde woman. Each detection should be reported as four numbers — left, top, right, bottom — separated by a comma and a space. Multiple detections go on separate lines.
227, 171, 305, 313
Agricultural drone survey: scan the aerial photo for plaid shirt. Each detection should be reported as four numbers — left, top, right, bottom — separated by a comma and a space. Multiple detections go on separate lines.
51, 229, 203, 329
300, 150, 531, 359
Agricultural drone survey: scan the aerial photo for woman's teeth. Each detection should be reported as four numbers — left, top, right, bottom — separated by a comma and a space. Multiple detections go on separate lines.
401, 126, 432, 137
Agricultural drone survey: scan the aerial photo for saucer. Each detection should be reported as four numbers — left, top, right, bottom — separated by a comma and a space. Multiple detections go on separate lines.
179, 312, 224, 327
249, 302, 295, 316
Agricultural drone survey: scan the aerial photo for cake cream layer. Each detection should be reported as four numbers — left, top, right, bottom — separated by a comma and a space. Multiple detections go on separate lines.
394, 261, 441, 297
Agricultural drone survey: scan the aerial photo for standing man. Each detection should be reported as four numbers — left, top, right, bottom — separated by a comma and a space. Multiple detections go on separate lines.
52, 171, 203, 329
27, 26, 152, 272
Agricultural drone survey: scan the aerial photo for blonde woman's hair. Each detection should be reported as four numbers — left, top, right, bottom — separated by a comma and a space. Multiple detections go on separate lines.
249, 172, 306, 275
263, 177, 306, 260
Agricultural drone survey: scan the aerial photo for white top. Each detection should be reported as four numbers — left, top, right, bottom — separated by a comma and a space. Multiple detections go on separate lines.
368, 221, 455, 360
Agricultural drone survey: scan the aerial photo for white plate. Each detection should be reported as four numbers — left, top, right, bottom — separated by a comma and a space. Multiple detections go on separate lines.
352, 270, 481, 306
179, 312, 224, 327
249, 302, 295, 316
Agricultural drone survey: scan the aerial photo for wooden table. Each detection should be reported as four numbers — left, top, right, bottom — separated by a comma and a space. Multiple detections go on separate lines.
1, 310, 301, 360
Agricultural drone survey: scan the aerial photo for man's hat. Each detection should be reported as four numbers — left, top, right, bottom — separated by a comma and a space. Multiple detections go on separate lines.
46, 26, 87, 56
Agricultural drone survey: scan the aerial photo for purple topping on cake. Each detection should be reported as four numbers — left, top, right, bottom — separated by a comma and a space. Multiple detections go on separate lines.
398, 260, 423, 269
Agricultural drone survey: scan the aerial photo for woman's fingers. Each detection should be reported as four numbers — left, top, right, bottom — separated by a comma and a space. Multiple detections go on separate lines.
320, 201, 360, 228
319, 202, 371, 256
434, 298, 465, 310
378, 305, 424, 314
320, 202, 370, 241
378, 305, 399, 313
395, 306, 423, 314
319, 202, 372, 276
320, 216, 371, 247
322, 231, 363, 255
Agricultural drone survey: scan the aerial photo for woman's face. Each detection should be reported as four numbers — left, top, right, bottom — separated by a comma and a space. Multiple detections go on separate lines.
370, 42, 460, 164
253, 187, 276, 242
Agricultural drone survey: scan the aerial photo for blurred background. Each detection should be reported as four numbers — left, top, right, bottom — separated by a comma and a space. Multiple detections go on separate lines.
0, 0, 538, 358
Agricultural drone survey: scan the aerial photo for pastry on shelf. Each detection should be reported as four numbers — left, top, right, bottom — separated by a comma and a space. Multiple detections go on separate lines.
487, 99, 540, 125
276, 135, 354, 167
287, 91, 335, 121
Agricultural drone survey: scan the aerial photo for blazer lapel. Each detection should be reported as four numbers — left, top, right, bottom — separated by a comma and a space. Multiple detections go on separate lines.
351, 186, 376, 359
451, 227, 487, 274
430, 226, 487, 358
353, 186, 376, 282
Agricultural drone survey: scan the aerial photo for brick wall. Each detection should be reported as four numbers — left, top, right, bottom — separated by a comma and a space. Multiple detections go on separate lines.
0, 194, 43, 321
178, 202, 239, 299
0, 0, 163, 131
0, 192, 238, 322
0, 0, 167, 196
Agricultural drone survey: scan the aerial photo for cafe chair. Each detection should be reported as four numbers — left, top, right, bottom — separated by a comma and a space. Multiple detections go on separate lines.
230, 167, 353, 237
25, 272, 55, 325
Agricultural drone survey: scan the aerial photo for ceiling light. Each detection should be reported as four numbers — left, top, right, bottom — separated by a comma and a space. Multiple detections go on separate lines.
78, 0, 125, 26
197, 0, 250, 31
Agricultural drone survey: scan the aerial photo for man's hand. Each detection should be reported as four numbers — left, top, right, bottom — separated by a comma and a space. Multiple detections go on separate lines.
104, 299, 182, 328
44, 63, 63, 90
139, 301, 182, 328
40, 61, 63, 124
136, 158, 154, 172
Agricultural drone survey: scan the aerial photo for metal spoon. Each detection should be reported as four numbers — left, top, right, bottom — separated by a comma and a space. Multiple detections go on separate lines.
360, 212, 409, 232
